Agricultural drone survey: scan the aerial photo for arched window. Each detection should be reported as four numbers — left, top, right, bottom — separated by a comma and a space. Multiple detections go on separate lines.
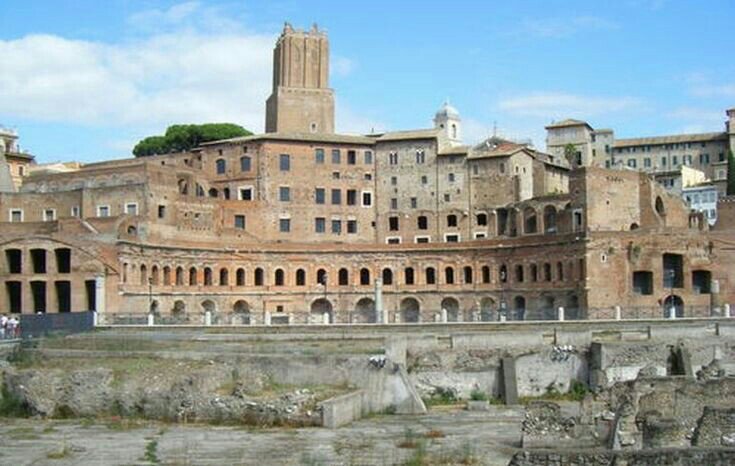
236, 268, 245, 286
223, 187, 231, 200
463, 266, 473, 284
317, 268, 327, 285
445, 267, 455, 284
360, 268, 371, 286
515, 265, 524, 283
203, 267, 213, 286
426, 267, 437, 285
543, 263, 552, 282
481, 266, 491, 284
208, 188, 218, 198
274, 269, 285, 286
296, 269, 306, 286
189, 267, 198, 286
151, 265, 159, 286
499, 264, 508, 283
530, 264, 538, 282
447, 214, 458, 227
178, 179, 188, 195
451, 123, 457, 139
175, 267, 184, 286
140, 264, 148, 286
404, 267, 415, 285
254, 267, 264, 286
219, 268, 229, 286
122, 262, 129, 283
382, 268, 393, 285
163, 266, 171, 286
557, 262, 564, 281
216, 158, 226, 174
338, 268, 349, 286
655, 196, 665, 216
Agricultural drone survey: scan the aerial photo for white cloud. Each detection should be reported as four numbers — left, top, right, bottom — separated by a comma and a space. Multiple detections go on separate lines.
666, 106, 727, 134
0, 2, 275, 139
498, 92, 643, 119
521, 16, 618, 38
331, 56, 355, 78
335, 102, 386, 135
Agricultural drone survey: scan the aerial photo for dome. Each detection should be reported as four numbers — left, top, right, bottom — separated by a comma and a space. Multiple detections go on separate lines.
435, 101, 460, 119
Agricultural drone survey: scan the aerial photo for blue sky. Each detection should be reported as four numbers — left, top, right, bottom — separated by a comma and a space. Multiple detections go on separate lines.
1, 0, 733, 163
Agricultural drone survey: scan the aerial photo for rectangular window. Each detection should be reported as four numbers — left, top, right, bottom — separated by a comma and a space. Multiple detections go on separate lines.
364, 173, 372, 180
627, 159, 637, 168
445, 234, 460, 243
632, 271, 653, 295
279, 218, 291, 232
421, 175, 428, 185
279, 154, 290, 171
389, 152, 398, 165
315, 148, 325, 164
71, 206, 80, 217
239, 187, 253, 201
315, 188, 325, 204
331, 219, 342, 234
410, 197, 417, 209
390, 198, 398, 210
644, 158, 651, 168
332, 149, 341, 164
364, 151, 373, 164
362, 191, 372, 207
331, 189, 341, 205
415, 236, 430, 244
391, 176, 398, 186
279, 186, 290, 202
157, 205, 166, 218
448, 173, 455, 182
444, 194, 451, 202
347, 220, 357, 234
43, 209, 56, 221
387, 237, 401, 245
9, 209, 23, 222
315, 217, 326, 233
347, 150, 356, 165
672, 155, 678, 166
661, 156, 667, 167
97, 205, 110, 217
389, 216, 399, 231
240, 156, 251, 172
125, 203, 138, 216
332, 171, 340, 179
234, 215, 246, 230
347, 189, 357, 206
417, 216, 428, 230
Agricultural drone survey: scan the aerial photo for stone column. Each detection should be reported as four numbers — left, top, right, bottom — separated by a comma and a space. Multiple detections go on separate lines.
615, 305, 622, 320
95, 275, 106, 316
724, 303, 731, 318
204, 311, 212, 326
147, 313, 154, 326
374, 278, 383, 323
441, 308, 448, 323
558, 306, 565, 321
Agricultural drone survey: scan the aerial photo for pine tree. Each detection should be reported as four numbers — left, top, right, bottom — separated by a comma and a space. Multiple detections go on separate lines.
727, 150, 735, 196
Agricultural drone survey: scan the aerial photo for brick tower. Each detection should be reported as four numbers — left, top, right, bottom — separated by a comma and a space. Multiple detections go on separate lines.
265, 23, 335, 134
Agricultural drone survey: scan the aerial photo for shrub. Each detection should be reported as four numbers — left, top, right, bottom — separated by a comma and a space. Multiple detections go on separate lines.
469, 389, 488, 401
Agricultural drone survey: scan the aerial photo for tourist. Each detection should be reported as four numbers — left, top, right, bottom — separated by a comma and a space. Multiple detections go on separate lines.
0, 314, 7, 339
6, 316, 18, 339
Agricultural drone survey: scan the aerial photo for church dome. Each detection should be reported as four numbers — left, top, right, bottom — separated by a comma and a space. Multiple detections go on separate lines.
435, 101, 459, 119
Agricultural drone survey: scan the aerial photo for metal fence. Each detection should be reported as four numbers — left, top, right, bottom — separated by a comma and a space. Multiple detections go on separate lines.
20, 311, 95, 338
99, 305, 730, 327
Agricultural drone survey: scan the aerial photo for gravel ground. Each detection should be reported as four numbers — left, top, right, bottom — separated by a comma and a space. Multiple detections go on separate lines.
0, 407, 523, 465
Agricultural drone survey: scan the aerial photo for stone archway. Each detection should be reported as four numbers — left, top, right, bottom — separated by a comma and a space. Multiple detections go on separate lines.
663, 295, 684, 318
441, 297, 460, 322
232, 300, 250, 325
354, 298, 376, 324
480, 297, 496, 322
311, 298, 333, 324
400, 298, 420, 323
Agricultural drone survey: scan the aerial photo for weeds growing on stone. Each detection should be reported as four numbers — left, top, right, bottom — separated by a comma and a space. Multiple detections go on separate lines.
143, 438, 160, 464
469, 389, 488, 401
46, 442, 72, 460
0, 385, 32, 418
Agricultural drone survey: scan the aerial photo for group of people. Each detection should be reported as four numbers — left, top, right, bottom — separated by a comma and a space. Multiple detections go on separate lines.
0, 314, 20, 339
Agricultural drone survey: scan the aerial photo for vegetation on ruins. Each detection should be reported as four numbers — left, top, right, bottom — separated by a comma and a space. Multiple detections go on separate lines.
727, 150, 735, 196
133, 123, 252, 157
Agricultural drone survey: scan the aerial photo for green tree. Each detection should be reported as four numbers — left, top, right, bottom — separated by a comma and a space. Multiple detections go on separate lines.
728, 150, 735, 196
564, 143, 578, 166
133, 123, 252, 157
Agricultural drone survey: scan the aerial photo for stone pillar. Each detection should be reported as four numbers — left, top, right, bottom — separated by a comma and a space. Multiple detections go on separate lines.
499, 314, 507, 323
147, 313, 154, 326
95, 275, 106, 316
374, 278, 383, 323
440, 308, 448, 323
725, 303, 731, 318
92, 311, 98, 327
615, 305, 622, 320
323, 312, 330, 325
558, 306, 565, 321
204, 311, 212, 326
264, 311, 271, 326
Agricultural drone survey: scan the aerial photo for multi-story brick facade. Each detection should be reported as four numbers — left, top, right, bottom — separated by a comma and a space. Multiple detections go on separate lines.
0, 23, 733, 323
